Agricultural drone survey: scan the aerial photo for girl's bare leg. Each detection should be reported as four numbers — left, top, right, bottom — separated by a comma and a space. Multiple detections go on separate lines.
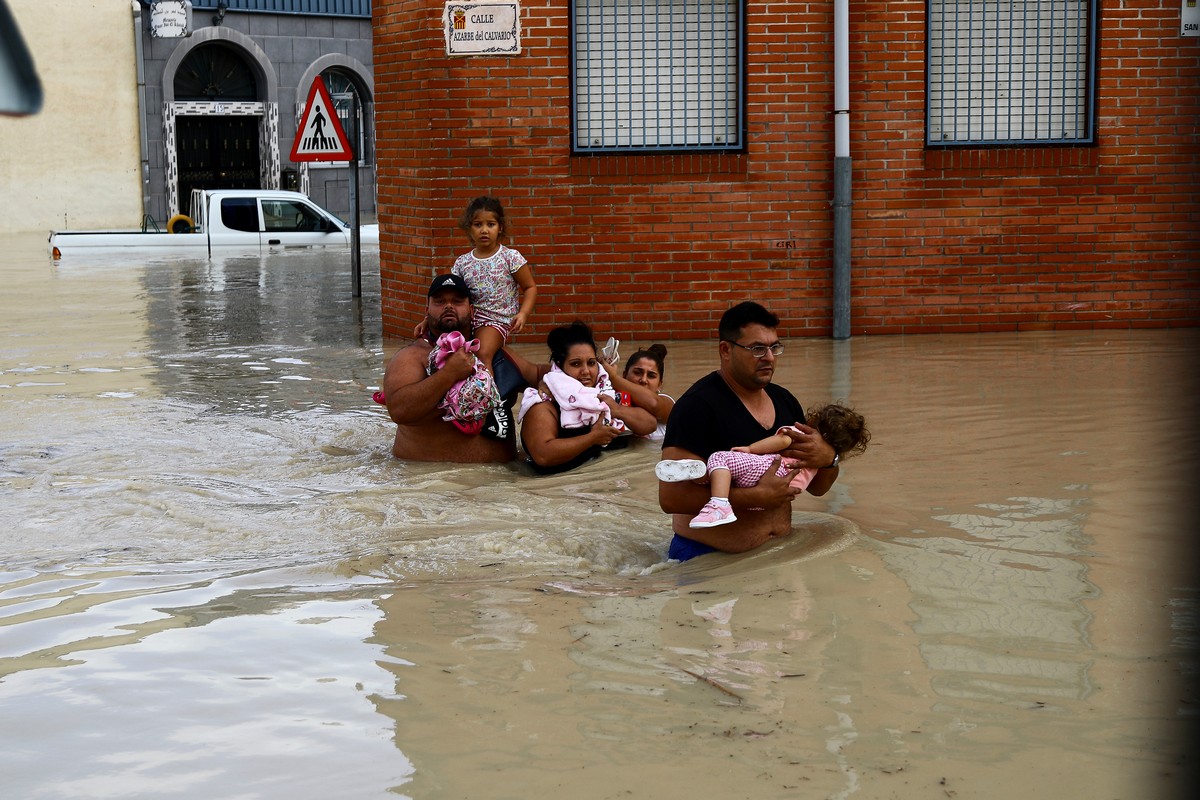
474, 325, 504, 376
708, 467, 732, 502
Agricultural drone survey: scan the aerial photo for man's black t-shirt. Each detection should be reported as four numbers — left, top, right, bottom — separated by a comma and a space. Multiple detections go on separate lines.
662, 371, 805, 460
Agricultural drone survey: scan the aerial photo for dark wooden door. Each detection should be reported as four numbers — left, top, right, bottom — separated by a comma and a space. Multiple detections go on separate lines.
177, 115, 260, 212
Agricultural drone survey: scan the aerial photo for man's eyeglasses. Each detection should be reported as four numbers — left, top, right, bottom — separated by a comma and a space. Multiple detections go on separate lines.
724, 340, 785, 358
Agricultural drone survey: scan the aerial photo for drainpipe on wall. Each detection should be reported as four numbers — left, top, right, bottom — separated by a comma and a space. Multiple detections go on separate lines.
832, 0, 852, 340
131, 1, 151, 223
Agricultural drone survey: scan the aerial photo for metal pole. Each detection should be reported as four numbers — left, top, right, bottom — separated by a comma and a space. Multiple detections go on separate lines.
833, 158, 851, 340
832, 0, 852, 340
350, 93, 362, 299
131, 3, 151, 223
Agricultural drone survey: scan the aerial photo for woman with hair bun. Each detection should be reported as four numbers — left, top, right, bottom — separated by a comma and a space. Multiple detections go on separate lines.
605, 343, 675, 443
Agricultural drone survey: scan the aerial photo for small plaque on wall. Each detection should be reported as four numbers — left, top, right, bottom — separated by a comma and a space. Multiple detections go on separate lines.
150, 0, 191, 39
444, 3, 521, 56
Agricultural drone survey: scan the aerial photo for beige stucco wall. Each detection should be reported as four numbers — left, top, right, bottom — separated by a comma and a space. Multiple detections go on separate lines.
0, 0, 141, 235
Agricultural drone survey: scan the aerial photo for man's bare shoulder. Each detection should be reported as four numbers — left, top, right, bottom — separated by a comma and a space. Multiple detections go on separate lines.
385, 339, 431, 380
387, 338, 431, 364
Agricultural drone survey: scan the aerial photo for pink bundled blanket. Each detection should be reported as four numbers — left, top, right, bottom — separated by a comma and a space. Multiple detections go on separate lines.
518, 363, 627, 432
427, 331, 500, 434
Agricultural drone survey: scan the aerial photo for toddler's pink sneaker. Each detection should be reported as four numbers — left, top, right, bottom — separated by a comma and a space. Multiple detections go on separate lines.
689, 500, 737, 529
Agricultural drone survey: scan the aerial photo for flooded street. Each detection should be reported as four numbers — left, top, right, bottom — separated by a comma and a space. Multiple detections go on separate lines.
1, 232, 1196, 799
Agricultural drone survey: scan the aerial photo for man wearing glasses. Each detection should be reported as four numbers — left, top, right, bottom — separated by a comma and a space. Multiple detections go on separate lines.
658, 302, 840, 560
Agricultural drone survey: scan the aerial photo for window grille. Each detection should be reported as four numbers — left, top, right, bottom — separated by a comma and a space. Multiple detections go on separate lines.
572, 0, 743, 153
926, 1, 1097, 146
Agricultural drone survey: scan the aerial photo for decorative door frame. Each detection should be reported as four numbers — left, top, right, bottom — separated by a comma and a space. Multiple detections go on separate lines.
163, 100, 280, 218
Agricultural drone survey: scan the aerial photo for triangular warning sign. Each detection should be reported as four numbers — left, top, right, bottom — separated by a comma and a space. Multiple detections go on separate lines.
290, 77, 354, 162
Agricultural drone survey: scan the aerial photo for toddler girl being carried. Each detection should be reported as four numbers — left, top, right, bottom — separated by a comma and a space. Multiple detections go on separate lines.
656, 403, 871, 529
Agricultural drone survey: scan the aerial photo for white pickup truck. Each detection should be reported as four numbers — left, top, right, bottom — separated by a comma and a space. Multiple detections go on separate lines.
49, 190, 379, 258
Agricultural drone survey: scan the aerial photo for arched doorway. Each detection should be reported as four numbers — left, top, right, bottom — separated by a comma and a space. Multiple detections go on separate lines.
172, 44, 261, 211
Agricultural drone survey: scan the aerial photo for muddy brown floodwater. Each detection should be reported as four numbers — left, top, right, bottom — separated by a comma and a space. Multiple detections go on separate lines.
1, 232, 1196, 799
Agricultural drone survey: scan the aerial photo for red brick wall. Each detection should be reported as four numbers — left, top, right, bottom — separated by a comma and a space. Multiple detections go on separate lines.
374, 1, 1200, 341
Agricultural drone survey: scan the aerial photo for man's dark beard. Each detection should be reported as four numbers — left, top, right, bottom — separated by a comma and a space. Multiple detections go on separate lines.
427, 311, 471, 339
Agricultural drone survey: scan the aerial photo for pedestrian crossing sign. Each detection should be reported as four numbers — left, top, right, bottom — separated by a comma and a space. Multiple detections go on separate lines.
290, 77, 354, 162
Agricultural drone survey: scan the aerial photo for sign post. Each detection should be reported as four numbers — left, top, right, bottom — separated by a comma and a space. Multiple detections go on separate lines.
290, 77, 361, 296
349, 93, 361, 299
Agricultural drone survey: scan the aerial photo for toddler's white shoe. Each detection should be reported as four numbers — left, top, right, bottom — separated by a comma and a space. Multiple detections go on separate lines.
601, 337, 620, 365
655, 459, 707, 483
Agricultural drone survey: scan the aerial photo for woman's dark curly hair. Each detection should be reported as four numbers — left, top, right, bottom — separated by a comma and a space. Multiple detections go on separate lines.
806, 403, 871, 458
546, 321, 597, 367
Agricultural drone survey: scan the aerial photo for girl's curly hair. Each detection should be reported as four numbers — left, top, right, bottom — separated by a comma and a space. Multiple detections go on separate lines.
458, 196, 509, 240
806, 403, 870, 458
